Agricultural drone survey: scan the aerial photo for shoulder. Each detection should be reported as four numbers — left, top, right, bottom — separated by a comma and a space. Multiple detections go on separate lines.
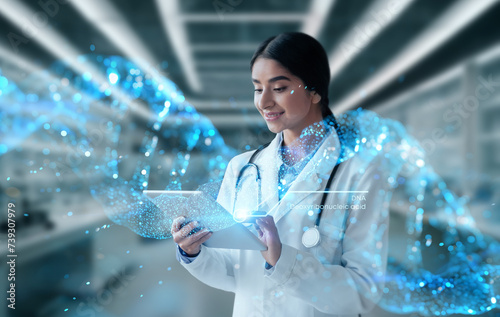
340, 151, 392, 193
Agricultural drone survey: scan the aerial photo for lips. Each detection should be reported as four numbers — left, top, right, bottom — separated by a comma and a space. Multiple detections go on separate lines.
264, 111, 284, 121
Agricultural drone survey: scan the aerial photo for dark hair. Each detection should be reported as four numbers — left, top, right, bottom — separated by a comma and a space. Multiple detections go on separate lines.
250, 32, 333, 118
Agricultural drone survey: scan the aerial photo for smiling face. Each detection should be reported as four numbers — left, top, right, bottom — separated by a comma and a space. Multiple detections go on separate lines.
251, 57, 323, 145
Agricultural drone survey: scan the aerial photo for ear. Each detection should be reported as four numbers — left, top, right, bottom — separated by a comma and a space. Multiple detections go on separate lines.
311, 91, 322, 104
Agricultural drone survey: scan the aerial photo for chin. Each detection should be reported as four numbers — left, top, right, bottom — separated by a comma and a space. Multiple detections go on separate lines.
266, 123, 283, 134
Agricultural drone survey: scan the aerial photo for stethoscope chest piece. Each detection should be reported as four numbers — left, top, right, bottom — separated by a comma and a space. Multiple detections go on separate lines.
302, 226, 321, 248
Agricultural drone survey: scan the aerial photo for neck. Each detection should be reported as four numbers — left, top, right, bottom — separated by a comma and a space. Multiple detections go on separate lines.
283, 106, 323, 146
281, 118, 327, 165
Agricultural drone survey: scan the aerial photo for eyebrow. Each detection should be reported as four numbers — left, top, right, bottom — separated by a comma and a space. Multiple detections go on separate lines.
252, 75, 291, 84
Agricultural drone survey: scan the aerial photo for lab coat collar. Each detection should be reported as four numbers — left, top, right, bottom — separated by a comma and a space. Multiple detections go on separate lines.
255, 123, 342, 224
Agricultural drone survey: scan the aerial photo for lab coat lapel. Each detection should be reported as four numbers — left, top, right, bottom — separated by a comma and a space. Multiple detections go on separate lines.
271, 128, 342, 224
254, 133, 281, 214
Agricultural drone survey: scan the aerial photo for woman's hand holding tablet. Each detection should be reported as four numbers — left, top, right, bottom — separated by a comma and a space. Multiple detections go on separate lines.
171, 216, 213, 256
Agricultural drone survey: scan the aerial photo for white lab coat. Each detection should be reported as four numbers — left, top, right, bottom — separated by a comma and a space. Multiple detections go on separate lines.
180, 127, 391, 317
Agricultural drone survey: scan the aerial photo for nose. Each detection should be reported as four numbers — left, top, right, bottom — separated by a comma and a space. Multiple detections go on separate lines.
257, 88, 274, 110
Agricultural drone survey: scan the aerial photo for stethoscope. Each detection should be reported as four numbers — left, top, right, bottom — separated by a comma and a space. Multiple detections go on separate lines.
232, 125, 344, 248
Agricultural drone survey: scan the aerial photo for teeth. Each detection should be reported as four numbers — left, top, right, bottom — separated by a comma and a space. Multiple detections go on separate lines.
266, 112, 282, 118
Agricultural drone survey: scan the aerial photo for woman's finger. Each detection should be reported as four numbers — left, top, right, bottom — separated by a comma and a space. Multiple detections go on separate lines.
173, 221, 197, 244
197, 231, 213, 245
258, 216, 278, 233
171, 216, 186, 233
255, 225, 264, 238
179, 221, 199, 238
182, 229, 212, 248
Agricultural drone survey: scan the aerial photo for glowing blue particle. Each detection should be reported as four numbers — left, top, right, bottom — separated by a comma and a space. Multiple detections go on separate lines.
61, 130, 67, 137
126, 250, 130, 254
73, 297, 76, 300
492, 297, 497, 304
167, 267, 171, 271
139, 265, 143, 268
290, 90, 294, 94
159, 102, 170, 118
439, 242, 444, 246
108, 72, 119, 85
208, 129, 215, 136
67, 211, 73, 216
64, 308, 68, 312
85, 230, 89, 234
158, 280, 163, 285
64, 274, 69, 279
416, 159, 425, 167
86, 281, 90, 285
307, 210, 314, 216
73, 93, 82, 103
90, 44, 95, 51
42, 148, 50, 155
0, 144, 7, 154
44, 123, 50, 130
140, 294, 143, 298
83, 72, 92, 81
444, 191, 454, 202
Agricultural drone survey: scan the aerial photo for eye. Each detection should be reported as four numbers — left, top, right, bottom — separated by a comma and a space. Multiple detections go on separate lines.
274, 87, 286, 92
254, 89, 262, 93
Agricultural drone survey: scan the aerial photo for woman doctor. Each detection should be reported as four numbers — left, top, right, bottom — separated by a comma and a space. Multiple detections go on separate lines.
172, 32, 390, 317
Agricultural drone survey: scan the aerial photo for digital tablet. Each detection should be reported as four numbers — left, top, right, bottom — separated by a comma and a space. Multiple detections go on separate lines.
143, 190, 267, 251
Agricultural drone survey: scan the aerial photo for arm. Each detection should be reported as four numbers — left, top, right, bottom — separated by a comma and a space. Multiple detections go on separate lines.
264, 159, 391, 314
174, 157, 241, 293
